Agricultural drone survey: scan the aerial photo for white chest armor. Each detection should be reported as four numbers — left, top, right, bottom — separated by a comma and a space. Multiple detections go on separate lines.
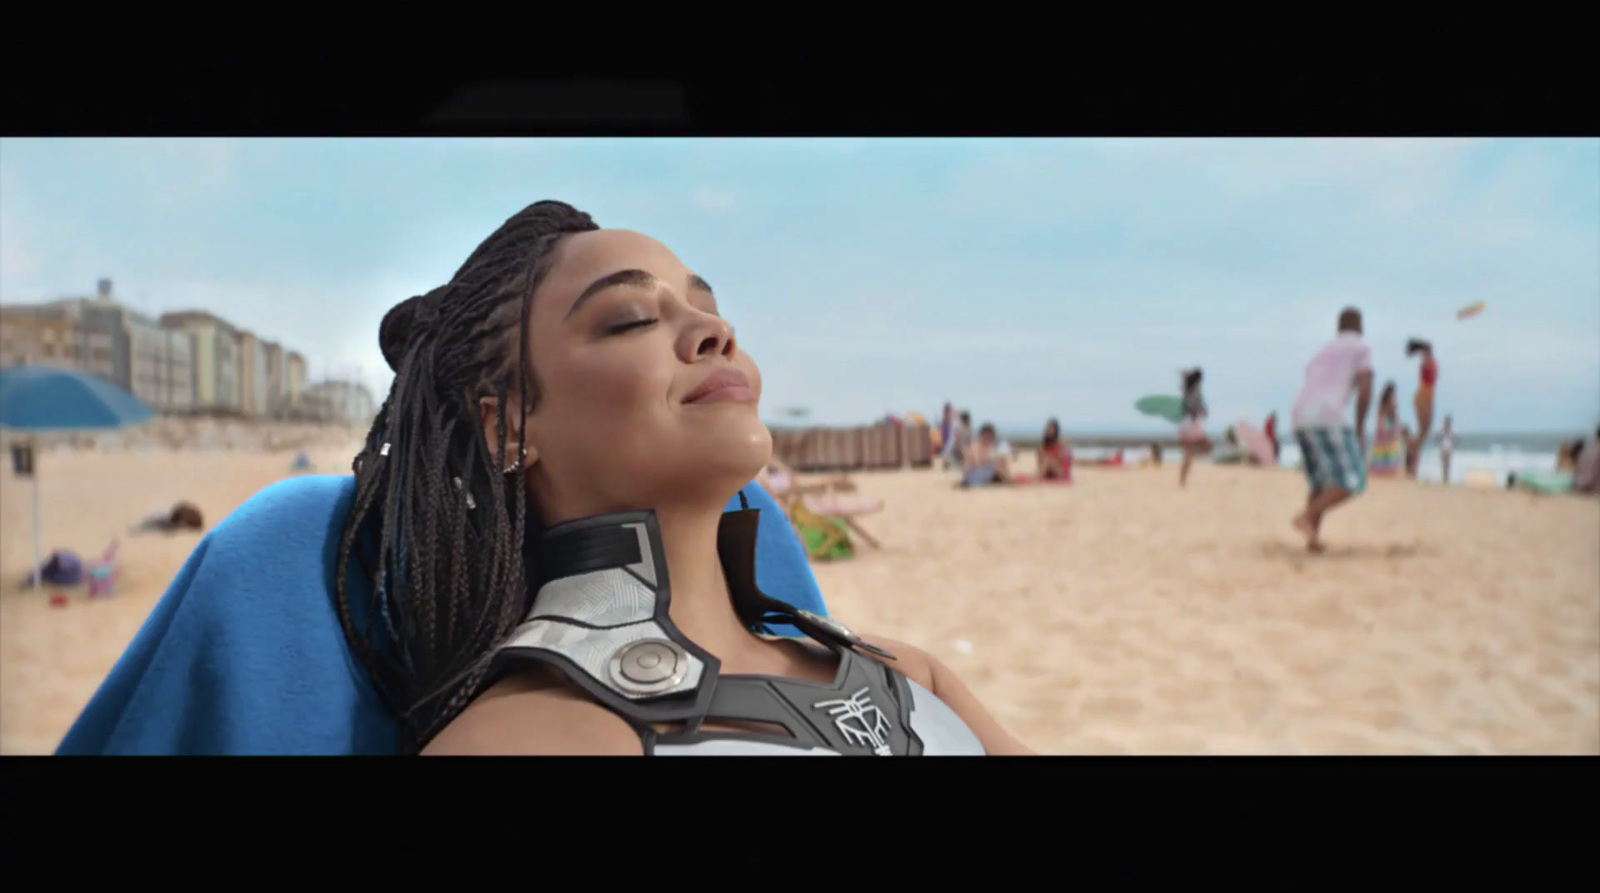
485, 508, 986, 757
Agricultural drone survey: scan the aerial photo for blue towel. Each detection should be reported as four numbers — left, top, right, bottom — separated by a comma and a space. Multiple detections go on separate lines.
56, 475, 830, 755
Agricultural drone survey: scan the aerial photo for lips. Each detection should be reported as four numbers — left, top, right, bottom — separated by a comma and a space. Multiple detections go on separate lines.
683, 368, 755, 404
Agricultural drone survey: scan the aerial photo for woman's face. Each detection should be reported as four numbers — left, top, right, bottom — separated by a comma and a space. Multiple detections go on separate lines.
500, 229, 770, 525
1045, 421, 1059, 441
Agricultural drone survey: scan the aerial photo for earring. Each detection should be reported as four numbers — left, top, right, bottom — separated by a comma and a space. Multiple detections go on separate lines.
504, 447, 527, 475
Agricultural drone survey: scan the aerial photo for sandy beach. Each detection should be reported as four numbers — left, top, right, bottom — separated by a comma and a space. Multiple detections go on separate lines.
3, 444, 1597, 755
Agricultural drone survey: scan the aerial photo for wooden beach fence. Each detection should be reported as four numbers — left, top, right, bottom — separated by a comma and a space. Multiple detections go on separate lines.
769, 424, 933, 473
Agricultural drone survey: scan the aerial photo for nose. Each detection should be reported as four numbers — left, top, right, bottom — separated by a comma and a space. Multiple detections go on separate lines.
679, 313, 736, 363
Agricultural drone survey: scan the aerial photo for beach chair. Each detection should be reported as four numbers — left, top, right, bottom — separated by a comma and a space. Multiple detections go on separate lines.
758, 467, 883, 555
800, 492, 882, 550
56, 475, 835, 755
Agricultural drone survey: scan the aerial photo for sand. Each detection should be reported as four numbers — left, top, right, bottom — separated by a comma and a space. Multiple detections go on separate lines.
3, 446, 1597, 755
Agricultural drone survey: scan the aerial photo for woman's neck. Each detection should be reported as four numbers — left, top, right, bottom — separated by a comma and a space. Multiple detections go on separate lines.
649, 503, 765, 656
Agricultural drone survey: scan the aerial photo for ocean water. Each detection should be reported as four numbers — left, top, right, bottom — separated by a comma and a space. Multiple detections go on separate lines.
1276, 442, 1557, 487
1039, 431, 1582, 488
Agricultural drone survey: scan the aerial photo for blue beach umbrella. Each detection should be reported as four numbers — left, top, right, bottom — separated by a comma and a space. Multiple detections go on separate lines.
0, 366, 155, 589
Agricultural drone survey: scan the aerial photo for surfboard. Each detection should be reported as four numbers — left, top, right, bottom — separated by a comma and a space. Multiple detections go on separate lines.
1457, 301, 1486, 320
1135, 395, 1185, 424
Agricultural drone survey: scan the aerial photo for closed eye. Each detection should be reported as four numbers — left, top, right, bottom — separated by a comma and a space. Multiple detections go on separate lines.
606, 318, 658, 335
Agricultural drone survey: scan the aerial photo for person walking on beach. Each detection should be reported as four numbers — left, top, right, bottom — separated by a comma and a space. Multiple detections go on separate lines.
1290, 307, 1374, 553
1405, 338, 1438, 479
1177, 368, 1211, 487
1263, 411, 1280, 461
1437, 416, 1456, 483
945, 410, 974, 468
937, 402, 955, 460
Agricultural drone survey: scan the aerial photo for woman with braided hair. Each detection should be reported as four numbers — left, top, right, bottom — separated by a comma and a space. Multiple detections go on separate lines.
337, 200, 1027, 756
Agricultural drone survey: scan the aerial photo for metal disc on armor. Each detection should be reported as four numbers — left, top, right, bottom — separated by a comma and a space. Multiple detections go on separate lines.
609, 638, 690, 694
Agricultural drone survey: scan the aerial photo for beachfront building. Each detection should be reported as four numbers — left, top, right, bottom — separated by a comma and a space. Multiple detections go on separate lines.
127, 309, 196, 412
0, 309, 85, 371
3, 282, 123, 384
160, 311, 243, 414
22, 285, 191, 410
286, 351, 307, 409
236, 331, 272, 417
3, 282, 199, 410
302, 379, 376, 425
262, 340, 286, 418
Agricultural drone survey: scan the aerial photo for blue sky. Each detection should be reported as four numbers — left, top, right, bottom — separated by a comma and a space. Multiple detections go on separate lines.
2, 138, 1596, 434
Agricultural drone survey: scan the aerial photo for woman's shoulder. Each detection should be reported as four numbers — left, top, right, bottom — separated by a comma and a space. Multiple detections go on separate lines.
857, 634, 939, 692
424, 666, 644, 755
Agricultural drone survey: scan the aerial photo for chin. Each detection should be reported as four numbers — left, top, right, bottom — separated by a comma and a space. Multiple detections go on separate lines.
695, 421, 773, 489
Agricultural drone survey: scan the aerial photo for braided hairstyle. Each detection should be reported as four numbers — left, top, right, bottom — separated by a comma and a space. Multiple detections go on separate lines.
335, 200, 599, 752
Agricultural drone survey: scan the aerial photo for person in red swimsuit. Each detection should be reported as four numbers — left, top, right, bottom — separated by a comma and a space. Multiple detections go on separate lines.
1406, 339, 1438, 478
1263, 411, 1280, 460
1036, 418, 1073, 481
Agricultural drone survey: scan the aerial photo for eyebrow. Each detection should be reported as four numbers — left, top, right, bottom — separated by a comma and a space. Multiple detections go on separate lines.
566, 269, 715, 319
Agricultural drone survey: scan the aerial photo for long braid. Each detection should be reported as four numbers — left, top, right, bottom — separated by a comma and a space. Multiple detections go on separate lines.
334, 200, 599, 752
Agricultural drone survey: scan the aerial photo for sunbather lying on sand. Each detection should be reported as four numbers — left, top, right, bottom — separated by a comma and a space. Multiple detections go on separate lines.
130, 501, 205, 535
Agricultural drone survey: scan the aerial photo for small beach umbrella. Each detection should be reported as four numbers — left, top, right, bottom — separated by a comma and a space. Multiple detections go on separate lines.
0, 367, 155, 590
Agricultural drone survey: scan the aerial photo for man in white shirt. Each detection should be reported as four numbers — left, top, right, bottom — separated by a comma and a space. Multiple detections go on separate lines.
1290, 307, 1375, 553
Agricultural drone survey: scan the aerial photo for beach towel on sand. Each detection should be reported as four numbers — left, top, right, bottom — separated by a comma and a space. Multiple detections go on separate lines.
56, 475, 832, 756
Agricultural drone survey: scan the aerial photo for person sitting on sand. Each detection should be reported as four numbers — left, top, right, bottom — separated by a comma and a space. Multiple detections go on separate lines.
1369, 382, 1404, 478
1037, 418, 1073, 481
1405, 338, 1438, 479
962, 423, 1013, 487
1290, 307, 1374, 553
1177, 368, 1211, 488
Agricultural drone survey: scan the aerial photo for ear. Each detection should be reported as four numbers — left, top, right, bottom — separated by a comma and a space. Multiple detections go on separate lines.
478, 395, 540, 471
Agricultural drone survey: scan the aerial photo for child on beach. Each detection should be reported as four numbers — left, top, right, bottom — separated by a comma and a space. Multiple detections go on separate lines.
1369, 383, 1404, 478
1178, 368, 1211, 487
